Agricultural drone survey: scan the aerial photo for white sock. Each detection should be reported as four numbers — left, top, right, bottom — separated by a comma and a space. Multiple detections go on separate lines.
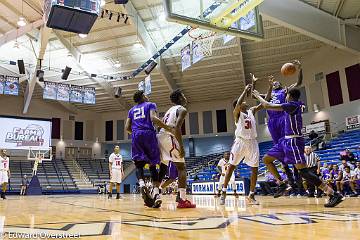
222, 187, 227, 192
153, 187, 159, 195
179, 188, 186, 200
249, 191, 254, 196
139, 179, 145, 187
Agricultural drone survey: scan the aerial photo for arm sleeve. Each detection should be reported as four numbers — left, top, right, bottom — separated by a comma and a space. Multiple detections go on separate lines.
281, 102, 298, 114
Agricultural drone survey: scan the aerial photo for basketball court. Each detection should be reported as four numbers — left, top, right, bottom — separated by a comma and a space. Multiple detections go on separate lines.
0, 0, 360, 239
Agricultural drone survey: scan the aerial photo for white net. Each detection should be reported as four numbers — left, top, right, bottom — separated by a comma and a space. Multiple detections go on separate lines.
189, 28, 216, 57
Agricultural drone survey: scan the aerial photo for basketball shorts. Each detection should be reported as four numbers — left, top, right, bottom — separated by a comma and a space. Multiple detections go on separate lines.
267, 116, 285, 144
110, 169, 122, 184
131, 130, 160, 166
218, 173, 235, 188
0, 171, 9, 184
157, 133, 185, 165
230, 138, 259, 167
267, 137, 306, 165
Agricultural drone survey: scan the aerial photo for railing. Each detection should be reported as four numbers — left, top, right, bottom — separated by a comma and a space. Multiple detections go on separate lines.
71, 159, 92, 186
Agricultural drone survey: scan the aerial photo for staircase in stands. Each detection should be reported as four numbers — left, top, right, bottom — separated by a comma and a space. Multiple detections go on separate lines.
63, 159, 96, 190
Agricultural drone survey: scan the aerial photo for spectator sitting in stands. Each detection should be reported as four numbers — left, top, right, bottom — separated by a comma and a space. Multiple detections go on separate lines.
340, 149, 358, 166
309, 130, 318, 141
194, 175, 199, 181
235, 172, 241, 179
339, 159, 355, 172
340, 166, 358, 197
308, 130, 323, 150
351, 162, 360, 194
259, 171, 277, 196
330, 164, 341, 192
321, 163, 332, 184
212, 173, 219, 181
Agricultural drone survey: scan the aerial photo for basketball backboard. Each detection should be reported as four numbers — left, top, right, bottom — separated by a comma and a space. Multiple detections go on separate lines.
163, 0, 264, 40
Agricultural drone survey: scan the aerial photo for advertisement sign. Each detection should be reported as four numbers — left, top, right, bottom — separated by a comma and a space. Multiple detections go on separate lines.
346, 115, 360, 130
305, 122, 326, 134
192, 181, 245, 195
0, 116, 51, 150
4, 76, 19, 96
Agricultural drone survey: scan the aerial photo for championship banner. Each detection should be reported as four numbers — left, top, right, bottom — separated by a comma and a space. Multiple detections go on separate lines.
0, 116, 51, 150
346, 115, 360, 130
0, 75, 5, 94
138, 80, 145, 91
181, 44, 191, 71
192, 181, 245, 195
144, 75, 152, 96
83, 87, 96, 104
4, 76, 19, 96
57, 83, 70, 102
305, 122, 326, 134
43, 81, 57, 100
192, 40, 204, 64
70, 85, 84, 103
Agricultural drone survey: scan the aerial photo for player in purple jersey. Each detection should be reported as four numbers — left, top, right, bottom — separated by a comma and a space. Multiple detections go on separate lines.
125, 90, 172, 208
253, 88, 343, 207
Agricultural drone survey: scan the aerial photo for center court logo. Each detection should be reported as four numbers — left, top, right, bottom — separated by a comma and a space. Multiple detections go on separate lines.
5, 124, 45, 147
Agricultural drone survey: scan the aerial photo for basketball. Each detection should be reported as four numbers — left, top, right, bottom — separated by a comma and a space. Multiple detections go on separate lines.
281, 63, 297, 76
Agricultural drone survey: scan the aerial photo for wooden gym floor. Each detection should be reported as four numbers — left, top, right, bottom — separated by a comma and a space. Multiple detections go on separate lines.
0, 194, 359, 239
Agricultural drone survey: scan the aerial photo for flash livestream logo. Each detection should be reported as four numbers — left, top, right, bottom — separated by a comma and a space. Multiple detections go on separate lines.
5, 124, 45, 147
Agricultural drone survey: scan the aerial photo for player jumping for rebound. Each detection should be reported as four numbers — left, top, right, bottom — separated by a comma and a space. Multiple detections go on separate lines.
125, 90, 172, 208
220, 84, 261, 205
0, 149, 10, 200
252, 88, 344, 207
216, 152, 237, 197
158, 89, 196, 208
108, 145, 124, 199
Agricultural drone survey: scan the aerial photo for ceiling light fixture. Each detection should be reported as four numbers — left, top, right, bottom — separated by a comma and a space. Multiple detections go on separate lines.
100, 0, 106, 7
78, 33, 88, 38
17, 17, 27, 27
114, 61, 121, 68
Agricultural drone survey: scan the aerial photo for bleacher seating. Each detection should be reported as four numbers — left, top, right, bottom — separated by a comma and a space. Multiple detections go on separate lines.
189, 129, 360, 182
9, 159, 78, 193
77, 158, 133, 186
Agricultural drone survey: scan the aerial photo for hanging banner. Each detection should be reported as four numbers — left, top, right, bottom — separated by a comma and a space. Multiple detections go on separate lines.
181, 44, 191, 71
83, 87, 96, 105
192, 40, 204, 64
4, 76, 19, 96
0, 75, 4, 94
57, 83, 70, 102
144, 75, 152, 96
70, 85, 83, 103
43, 81, 57, 100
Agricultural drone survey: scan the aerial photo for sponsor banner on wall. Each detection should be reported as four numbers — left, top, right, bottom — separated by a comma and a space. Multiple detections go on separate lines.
346, 115, 360, 130
192, 181, 245, 195
305, 122, 326, 134
0, 116, 51, 150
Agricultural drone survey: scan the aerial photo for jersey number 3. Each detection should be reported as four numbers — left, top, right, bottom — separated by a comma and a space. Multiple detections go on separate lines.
245, 119, 252, 129
134, 107, 145, 120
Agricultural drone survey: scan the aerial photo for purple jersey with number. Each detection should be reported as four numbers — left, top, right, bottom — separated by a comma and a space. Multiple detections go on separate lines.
282, 101, 303, 136
321, 168, 331, 180
128, 102, 157, 132
267, 88, 287, 119
128, 101, 160, 165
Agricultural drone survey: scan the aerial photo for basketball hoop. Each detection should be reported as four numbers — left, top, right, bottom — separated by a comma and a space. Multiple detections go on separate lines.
188, 27, 216, 57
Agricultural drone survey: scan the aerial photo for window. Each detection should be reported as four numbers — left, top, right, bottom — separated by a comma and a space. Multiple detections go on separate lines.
105, 120, 113, 141
51, 118, 61, 139
203, 111, 213, 134
117, 120, 124, 140
216, 109, 227, 133
74, 122, 83, 140
189, 112, 199, 135
326, 71, 343, 106
345, 64, 360, 101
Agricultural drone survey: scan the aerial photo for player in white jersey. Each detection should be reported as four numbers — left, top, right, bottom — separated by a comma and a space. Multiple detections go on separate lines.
0, 149, 10, 200
220, 84, 261, 205
216, 152, 237, 197
158, 89, 196, 208
108, 146, 124, 199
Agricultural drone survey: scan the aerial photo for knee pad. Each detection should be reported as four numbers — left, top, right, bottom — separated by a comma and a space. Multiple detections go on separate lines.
299, 168, 322, 187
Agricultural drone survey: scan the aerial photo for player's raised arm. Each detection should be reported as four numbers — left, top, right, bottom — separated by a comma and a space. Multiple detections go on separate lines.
287, 60, 303, 90
265, 75, 274, 101
252, 90, 283, 111
174, 107, 187, 158
233, 84, 252, 121
150, 109, 173, 133
125, 117, 132, 134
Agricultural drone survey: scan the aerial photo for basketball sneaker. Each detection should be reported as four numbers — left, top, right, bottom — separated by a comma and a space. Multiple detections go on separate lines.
234, 192, 239, 198
108, 193, 112, 199
141, 186, 155, 208
116, 193, 121, 199
274, 182, 292, 198
175, 192, 181, 203
324, 192, 344, 208
177, 199, 196, 208
219, 192, 226, 205
152, 194, 162, 208
246, 193, 259, 205
1, 192, 6, 200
